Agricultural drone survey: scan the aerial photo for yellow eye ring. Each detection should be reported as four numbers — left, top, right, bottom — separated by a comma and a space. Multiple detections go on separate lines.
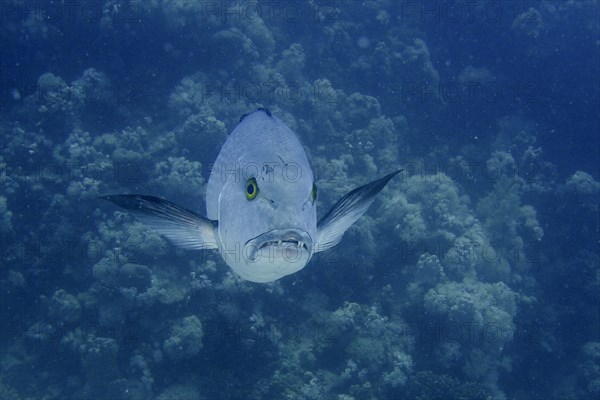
246, 177, 259, 200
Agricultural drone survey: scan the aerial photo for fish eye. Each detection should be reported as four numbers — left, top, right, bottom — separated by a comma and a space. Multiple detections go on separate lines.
245, 177, 259, 200
310, 183, 317, 203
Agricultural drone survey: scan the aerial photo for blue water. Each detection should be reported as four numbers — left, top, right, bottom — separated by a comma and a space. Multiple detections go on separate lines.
1, 1, 598, 399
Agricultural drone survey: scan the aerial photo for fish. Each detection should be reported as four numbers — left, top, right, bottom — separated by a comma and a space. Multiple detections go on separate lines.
101, 108, 400, 283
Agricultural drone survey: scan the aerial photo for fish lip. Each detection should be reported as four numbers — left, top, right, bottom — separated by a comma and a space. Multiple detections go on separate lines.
245, 228, 313, 260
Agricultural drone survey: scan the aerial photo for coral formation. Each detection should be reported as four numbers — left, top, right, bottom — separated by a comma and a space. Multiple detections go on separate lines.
163, 316, 204, 361
0, 1, 597, 399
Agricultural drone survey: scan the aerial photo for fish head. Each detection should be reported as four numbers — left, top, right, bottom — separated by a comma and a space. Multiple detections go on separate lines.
216, 159, 317, 283
103, 110, 400, 284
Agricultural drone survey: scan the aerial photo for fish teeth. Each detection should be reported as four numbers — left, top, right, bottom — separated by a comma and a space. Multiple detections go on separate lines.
298, 241, 303, 248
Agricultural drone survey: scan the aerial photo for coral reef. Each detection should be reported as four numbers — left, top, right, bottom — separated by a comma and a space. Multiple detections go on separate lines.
0, 1, 597, 399
163, 316, 204, 361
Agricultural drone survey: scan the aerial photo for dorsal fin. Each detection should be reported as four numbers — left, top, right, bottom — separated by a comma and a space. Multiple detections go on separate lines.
238, 107, 272, 124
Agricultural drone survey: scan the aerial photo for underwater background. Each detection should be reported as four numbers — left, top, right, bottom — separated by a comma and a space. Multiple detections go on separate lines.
1, 1, 599, 399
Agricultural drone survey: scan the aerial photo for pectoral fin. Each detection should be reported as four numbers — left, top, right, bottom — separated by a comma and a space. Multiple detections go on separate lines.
100, 194, 218, 250
315, 170, 401, 253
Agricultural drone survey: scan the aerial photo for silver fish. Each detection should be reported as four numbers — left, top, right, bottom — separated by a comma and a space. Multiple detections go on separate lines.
102, 108, 400, 283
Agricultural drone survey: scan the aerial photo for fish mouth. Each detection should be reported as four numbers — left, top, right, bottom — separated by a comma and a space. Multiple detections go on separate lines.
245, 229, 313, 261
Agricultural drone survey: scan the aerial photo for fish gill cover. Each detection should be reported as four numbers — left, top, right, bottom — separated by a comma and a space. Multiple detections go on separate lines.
0, 1, 599, 399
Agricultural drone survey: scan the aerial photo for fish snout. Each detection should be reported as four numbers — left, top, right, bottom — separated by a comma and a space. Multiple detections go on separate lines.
245, 228, 313, 261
